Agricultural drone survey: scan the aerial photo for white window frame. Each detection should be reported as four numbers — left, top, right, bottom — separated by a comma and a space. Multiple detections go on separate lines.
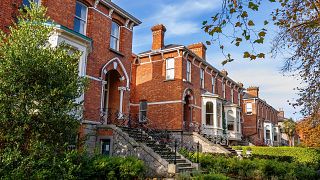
186, 61, 191, 82
246, 103, 253, 114
200, 69, 205, 88
212, 77, 215, 94
110, 22, 120, 51
237, 111, 241, 132
74, 1, 88, 35
166, 58, 175, 80
217, 103, 222, 128
139, 101, 148, 122
205, 102, 214, 126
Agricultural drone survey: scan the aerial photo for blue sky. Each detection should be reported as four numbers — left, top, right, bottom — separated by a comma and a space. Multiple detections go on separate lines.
113, 0, 302, 120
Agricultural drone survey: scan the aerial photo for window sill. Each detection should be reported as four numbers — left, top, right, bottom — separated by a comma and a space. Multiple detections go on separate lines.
164, 79, 175, 82
109, 48, 124, 57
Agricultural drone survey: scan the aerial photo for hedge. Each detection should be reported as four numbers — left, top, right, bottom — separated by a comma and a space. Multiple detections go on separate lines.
180, 150, 319, 179
240, 146, 320, 168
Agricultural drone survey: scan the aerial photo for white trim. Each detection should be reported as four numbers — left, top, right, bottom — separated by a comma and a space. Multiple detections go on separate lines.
190, 104, 201, 109
101, 57, 129, 88
82, 120, 101, 125
86, 75, 101, 81
130, 100, 183, 106
88, 7, 112, 19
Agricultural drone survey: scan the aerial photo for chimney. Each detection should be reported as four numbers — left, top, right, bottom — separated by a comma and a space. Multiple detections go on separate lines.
221, 69, 228, 77
278, 108, 284, 118
188, 42, 207, 60
247, 86, 259, 98
151, 24, 166, 50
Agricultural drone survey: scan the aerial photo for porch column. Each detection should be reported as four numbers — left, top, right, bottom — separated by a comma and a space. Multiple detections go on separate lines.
118, 87, 127, 114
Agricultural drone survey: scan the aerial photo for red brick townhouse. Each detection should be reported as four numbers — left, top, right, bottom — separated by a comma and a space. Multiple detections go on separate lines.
1, 0, 141, 154
242, 87, 280, 146
130, 24, 245, 144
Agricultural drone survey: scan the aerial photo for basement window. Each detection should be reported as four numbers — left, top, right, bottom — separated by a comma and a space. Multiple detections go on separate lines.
101, 139, 111, 156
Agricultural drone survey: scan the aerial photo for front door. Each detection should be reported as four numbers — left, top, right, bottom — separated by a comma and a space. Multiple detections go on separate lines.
183, 96, 191, 131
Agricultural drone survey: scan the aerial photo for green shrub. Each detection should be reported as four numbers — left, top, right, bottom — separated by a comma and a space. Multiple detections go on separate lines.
181, 150, 319, 180
0, 149, 145, 179
241, 146, 320, 168
91, 155, 145, 179
177, 171, 229, 180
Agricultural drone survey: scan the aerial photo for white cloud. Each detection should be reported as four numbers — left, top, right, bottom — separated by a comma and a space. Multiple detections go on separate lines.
144, 0, 222, 36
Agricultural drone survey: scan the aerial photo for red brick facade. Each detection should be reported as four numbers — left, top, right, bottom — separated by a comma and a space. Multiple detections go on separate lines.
242, 87, 279, 145
131, 24, 244, 142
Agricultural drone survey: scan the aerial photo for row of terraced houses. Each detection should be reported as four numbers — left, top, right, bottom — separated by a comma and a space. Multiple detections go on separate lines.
1, 0, 290, 175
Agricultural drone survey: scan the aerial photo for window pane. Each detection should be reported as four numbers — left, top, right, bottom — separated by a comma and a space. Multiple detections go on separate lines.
206, 114, 213, 125
111, 22, 120, 37
110, 36, 118, 50
166, 69, 174, 79
23, 0, 31, 7
140, 101, 147, 110
76, 2, 87, 20
228, 124, 234, 131
166, 58, 174, 69
74, 18, 85, 34
101, 139, 111, 156
206, 102, 213, 113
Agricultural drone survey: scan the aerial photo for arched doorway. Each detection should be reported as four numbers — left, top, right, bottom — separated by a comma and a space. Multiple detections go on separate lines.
102, 69, 121, 123
183, 95, 191, 131
100, 58, 129, 124
182, 88, 194, 131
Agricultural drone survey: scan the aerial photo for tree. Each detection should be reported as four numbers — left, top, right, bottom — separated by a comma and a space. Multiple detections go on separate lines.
203, 0, 320, 120
296, 116, 320, 147
282, 118, 296, 146
0, 3, 86, 178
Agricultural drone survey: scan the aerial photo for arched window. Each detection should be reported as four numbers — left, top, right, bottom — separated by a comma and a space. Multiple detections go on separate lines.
110, 22, 120, 51
206, 102, 214, 126
227, 110, 234, 131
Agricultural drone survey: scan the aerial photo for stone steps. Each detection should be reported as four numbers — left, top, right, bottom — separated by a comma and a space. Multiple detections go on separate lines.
119, 126, 196, 174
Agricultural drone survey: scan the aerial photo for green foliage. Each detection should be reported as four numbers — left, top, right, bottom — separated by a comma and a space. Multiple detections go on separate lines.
91, 156, 145, 179
0, 3, 86, 178
178, 171, 229, 180
241, 146, 320, 168
180, 150, 319, 179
